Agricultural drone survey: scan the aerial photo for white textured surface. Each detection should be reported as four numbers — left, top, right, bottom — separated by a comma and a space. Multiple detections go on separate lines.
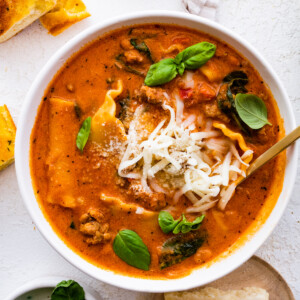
0, 0, 299, 299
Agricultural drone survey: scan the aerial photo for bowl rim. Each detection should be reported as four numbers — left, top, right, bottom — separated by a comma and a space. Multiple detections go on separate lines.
15, 10, 298, 293
3, 276, 98, 300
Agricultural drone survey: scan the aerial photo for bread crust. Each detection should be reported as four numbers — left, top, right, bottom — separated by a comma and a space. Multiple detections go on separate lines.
0, 104, 16, 170
0, 0, 56, 43
165, 287, 269, 300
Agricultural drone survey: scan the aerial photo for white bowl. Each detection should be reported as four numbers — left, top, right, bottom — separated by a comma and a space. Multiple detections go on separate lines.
15, 11, 297, 293
3, 277, 98, 300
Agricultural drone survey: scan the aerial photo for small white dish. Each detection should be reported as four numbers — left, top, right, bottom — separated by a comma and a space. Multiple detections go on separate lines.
3, 277, 98, 300
15, 11, 298, 293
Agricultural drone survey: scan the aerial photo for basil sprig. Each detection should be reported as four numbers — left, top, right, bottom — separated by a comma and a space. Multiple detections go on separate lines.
158, 211, 205, 234
145, 42, 216, 86
145, 58, 178, 86
76, 116, 91, 152
158, 211, 181, 233
173, 215, 205, 234
113, 229, 151, 270
51, 280, 85, 300
235, 94, 272, 129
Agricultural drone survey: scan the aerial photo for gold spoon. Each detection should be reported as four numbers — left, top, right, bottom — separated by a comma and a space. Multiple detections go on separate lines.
237, 126, 300, 186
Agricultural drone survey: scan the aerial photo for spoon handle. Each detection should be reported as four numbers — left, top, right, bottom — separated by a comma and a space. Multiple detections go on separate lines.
239, 126, 300, 185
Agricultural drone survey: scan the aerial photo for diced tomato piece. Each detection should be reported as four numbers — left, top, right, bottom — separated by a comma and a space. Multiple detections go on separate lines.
197, 82, 216, 101
179, 88, 193, 100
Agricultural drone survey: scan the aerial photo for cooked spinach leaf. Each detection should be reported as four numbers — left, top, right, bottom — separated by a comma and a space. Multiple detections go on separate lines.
130, 39, 153, 63
235, 93, 272, 129
128, 28, 133, 35
159, 231, 207, 269
74, 103, 81, 119
51, 280, 85, 300
158, 211, 205, 234
145, 42, 216, 86
218, 71, 250, 134
115, 54, 144, 76
117, 97, 130, 120
117, 97, 134, 133
70, 221, 75, 229
76, 116, 91, 152
224, 71, 248, 86
113, 229, 151, 270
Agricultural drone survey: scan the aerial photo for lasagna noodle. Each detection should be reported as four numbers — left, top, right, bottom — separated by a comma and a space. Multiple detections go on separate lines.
213, 122, 253, 175
46, 97, 78, 207
100, 193, 156, 217
90, 80, 126, 146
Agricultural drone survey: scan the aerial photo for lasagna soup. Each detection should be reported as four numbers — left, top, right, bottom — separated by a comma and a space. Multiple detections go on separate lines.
30, 24, 285, 278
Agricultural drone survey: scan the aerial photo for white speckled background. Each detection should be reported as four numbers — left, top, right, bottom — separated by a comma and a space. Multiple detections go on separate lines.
0, 0, 299, 299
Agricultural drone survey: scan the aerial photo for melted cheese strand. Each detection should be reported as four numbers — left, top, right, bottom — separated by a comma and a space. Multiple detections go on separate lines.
118, 104, 253, 212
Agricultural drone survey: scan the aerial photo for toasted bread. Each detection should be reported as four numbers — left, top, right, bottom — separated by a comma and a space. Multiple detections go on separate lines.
0, 105, 16, 170
165, 287, 269, 300
39, 0, 90, 36
0, 0, 57, 43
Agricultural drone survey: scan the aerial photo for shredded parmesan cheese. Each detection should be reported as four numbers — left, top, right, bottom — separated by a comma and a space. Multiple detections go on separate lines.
118, 104, 253, 212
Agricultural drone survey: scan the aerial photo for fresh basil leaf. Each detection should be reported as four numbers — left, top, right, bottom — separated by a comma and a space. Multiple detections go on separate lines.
51, 280, 85, 300
144, 42, 216, 86
113, 229, 151, 270
159, 231, 207, 269
181, 215, 205, 234
158, 212, 204, 234
175, 42, 216, 70
130, 39, 153, 63
76, 116, 91, 152
144, 58, 178, 86
177, 62, 185, 76
173, 215, 205, 234
235, 94, 272, 129
158, 211, 181, 233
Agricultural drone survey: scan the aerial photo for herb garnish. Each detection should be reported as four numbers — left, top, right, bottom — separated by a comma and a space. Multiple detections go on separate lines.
113, 229, 151, 270
51, 280, 85, 300
144, 42, 216, 86
235, 93, 272, 129
158, 211, 205, 234
76, 116, 91, 152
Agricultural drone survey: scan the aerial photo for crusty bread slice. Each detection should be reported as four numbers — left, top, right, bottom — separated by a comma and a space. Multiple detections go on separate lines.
39, 0, 90, 36
0, 0, 56, 43
165, 287, 269, 300
0, 105, 16, 170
